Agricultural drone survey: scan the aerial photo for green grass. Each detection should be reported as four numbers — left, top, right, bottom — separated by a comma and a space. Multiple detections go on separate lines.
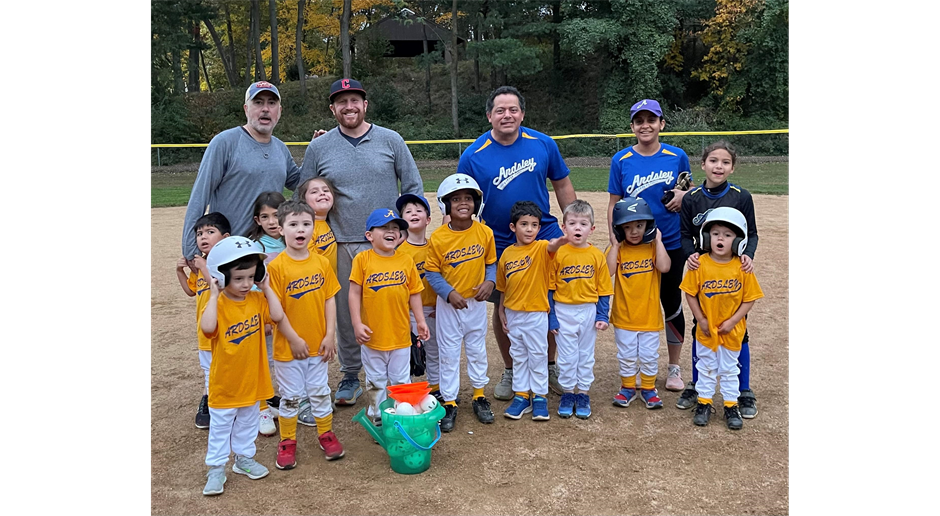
152, 162, 787, 208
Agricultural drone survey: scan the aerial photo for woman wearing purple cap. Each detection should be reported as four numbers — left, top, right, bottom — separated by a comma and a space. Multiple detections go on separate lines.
607, 99, 692, 395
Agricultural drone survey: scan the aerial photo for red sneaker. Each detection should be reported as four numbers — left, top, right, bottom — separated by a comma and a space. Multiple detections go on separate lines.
318, 431, 345, 461
275, 439, 297, 470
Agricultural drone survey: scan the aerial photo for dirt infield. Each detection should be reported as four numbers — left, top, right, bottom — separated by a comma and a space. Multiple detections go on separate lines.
151, 191, 788, 515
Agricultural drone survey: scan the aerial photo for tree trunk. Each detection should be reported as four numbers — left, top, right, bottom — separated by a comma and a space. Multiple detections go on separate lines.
422, 23, 431, 115
473, 13, 481, 91
341, 0, 351, 78
251, 0, 266, 81
188, 21, 201, 93
296, 0, 306, 99
225, 4, 240, 84
201, 49, 213, 92
204, 18, 239, 87
172, 48, 184, 95
245, 12, 254, 86
450, 0, 459, 137
269, 0, 279, 84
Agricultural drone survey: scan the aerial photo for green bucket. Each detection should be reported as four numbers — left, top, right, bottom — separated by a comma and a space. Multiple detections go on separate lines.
353, 396, 446, 474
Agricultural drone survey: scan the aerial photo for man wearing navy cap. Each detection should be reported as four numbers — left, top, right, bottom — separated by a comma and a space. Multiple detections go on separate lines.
299, 78, 424, 407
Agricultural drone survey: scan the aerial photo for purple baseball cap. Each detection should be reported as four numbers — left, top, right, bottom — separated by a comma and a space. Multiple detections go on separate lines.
630, 99, 663, 120
330, 78, 367, 102
245, 81, 281, 102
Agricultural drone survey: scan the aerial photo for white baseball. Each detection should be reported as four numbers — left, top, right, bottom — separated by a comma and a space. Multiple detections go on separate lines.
419, 395, 438, 413
396, 402, 416, 415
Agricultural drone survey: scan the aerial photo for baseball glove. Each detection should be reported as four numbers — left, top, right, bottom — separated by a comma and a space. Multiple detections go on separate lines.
410, 332, 426, 377
661, 171, 692, 204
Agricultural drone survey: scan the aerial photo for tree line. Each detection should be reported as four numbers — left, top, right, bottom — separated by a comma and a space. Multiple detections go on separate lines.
152, 0, 788, 153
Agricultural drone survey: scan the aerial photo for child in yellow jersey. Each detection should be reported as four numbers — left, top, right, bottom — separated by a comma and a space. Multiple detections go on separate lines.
395, 194, 441, 391
175, 212, 230, 431
266, 200, 346, 469
606, 197, 671, 410
679, 207, 762, 430
497, 201, 566, 421
350, 209, 429, 422
200, 236, 305, 496
425, 174, 498, 432
295, 176, 337, 274
548, 200, 613, 420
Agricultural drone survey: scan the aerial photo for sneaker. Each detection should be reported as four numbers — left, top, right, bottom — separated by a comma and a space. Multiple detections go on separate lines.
738, 389, 758, 419
693, 402, 714, 426
640, 389, 664, 409
494, 369, 513, 401
532, 395, 550, 421
298, 398, 316, 427
548, 364, 564, 395
504, 395, 532, 420
575, 393, 592, 419
613, 387, 638, 407
430, 390, 445, 406
275, 439, 297, 470
266, 396, 281, 418
676, 382, 698, 410
724, 405, 744, 430
318, 431, 346, 460
440, 404, 457, 432
557, 393, 576, 418
472, 397, 495, 424
259, 408, 276, 437
232, 455, 269, 480
334, 377, 363, 406
195, 395, 210, 429
202, 465, 226, 496
665, 365, 684, 391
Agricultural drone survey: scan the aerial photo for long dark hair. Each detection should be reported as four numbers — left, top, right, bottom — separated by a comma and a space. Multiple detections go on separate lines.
247, 191, 286, 242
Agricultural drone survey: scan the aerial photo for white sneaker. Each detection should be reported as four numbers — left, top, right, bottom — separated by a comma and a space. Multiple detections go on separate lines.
665, 364, 684, 391
259, 408, 277, 437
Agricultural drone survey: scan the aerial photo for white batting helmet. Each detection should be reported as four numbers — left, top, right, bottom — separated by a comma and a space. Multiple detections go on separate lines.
436, 173, 484, 217
699, 207, 747, 257
207, 236, 267, 288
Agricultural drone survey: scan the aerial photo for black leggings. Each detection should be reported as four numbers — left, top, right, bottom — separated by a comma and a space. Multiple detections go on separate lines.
660, 247, 686, 347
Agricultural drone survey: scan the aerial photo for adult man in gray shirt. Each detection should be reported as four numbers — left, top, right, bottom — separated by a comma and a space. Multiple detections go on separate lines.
181, 81, 301, 263
299, 78, 424, 407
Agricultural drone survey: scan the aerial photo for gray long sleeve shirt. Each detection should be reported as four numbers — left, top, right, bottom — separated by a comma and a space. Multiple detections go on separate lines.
298, 124, 423, 243
181, 127, 301, 259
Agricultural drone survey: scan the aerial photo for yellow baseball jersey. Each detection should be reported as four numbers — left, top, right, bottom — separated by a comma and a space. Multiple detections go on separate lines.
679, 253, 764, 352
610, 242, 663, 332
350, 249, 424, 351
549, 244, 614, 305
309, 219, 338, 274
201, 291, 275, 409
267, 251, 341, 361
425, 221, 497, 299
398, 239, 436, 307
187, 270, 212, 351
497, 240, 551, 312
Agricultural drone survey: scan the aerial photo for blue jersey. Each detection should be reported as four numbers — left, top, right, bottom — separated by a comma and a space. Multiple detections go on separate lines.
608, 143, 691, 251
457, 127, 569, 256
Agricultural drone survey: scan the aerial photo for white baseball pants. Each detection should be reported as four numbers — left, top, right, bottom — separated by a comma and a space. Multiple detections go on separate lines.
410, 306, 439, 385
205, 401, 260, 467
435, 297, 489, 403
198, 350, 212, 394
273, 357, 332, 420
361, 346, 411, 419
614, 328, 660, 379
694, 340, 741, 404
506, 309, 549, 396
554, 302, 597, 392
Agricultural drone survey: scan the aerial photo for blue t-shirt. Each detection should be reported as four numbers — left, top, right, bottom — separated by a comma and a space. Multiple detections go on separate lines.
457, 127, 569, 256
608, 143, 691, 251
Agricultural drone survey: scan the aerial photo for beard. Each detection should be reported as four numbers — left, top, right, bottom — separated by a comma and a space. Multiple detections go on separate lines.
335, 109, 365, 130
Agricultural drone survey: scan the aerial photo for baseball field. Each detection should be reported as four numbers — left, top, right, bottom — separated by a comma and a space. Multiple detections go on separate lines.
151, 190, 788, 515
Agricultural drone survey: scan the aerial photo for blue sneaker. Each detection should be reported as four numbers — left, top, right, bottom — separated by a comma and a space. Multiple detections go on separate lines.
531, 395, 550, 421
557, 393, 576, 418
504, 395, 532, 420
613, 387, 638, 407
334, 377, 362, 406
641, 388, 663, 409
575, 393, 592, 419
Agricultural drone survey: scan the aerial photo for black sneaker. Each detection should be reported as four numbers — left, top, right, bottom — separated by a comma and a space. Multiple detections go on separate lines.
195, 395, 210, 429
266, 396, 281, 418
440, 404, 457, 433
676, 382, 698, 410
472, 397, 494, 424
693, 402, 713, 426
738, 389, 758, 419
430, 390, 444, 406
724, 405, 744, 430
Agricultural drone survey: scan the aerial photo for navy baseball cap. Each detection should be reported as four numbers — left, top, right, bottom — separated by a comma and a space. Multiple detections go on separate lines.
245, 81, 281, 102
365, 208, 408, 232
330, 78, 367, 102
395, 193, 431, 216
630, 99, 663, 120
